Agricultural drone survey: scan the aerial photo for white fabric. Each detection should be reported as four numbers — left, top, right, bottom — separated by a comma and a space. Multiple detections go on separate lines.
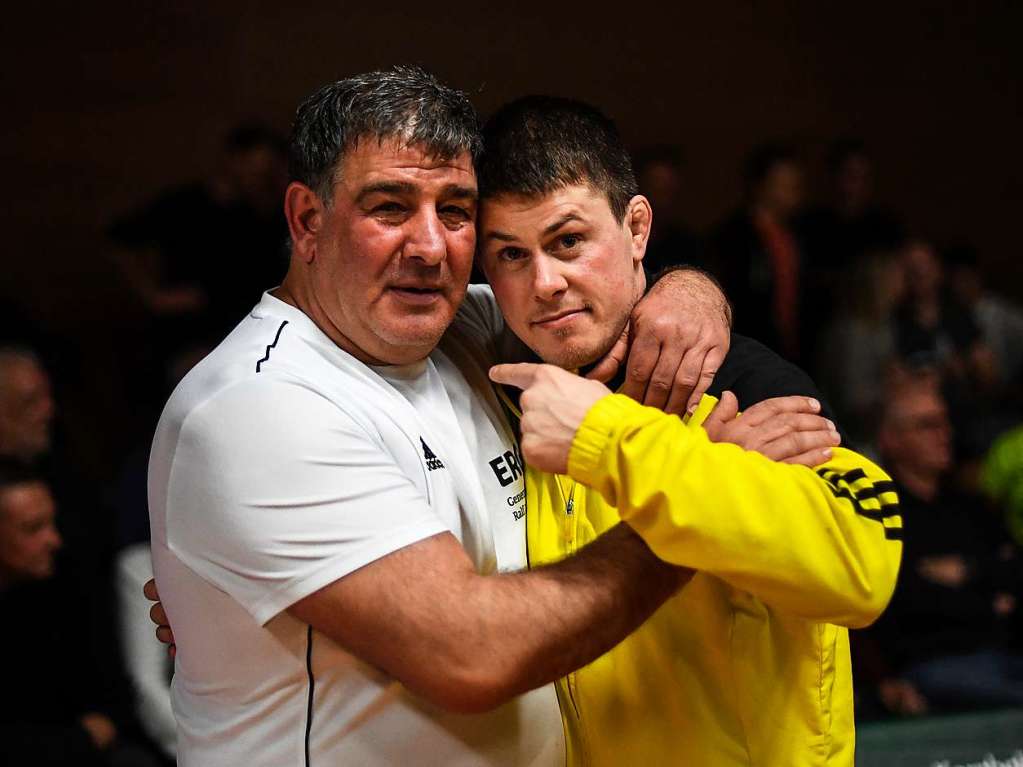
149, 287, 563, 767
116, 543, 177, 759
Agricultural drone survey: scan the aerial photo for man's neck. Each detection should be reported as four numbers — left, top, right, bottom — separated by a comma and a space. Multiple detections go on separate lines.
893, 464, 941, 502
273, 277, 425, 367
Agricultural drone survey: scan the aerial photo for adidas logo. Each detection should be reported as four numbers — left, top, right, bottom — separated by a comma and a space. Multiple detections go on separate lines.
421, 438, 444, 471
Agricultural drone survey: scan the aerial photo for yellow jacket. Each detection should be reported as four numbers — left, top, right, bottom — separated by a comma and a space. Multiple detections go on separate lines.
526, 394, 903, 766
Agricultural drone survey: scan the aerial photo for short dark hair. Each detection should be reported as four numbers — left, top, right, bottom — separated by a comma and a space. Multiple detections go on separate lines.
478, 96, 639, 221
288, 65, 482, 202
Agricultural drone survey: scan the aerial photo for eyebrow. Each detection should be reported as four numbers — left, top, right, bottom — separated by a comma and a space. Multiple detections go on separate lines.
485, 212, 584, 243
355, 181, 478, 205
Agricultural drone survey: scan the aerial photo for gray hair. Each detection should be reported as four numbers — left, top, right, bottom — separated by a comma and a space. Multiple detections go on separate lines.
288, 65, 482, 202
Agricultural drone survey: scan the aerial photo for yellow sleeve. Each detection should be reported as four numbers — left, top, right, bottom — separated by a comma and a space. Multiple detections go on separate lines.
567, 394, 903, 628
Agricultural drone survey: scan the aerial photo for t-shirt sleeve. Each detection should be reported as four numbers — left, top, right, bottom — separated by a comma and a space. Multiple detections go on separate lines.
165, 378, 450, 625
452, 284, 506, 343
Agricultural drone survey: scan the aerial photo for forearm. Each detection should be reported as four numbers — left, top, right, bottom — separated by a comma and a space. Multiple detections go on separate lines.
569, 394, 902, 626
463, 523, 688, 706
290, 528, 687, 714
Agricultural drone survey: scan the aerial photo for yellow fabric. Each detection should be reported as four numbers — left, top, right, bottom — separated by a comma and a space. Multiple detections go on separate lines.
528, 393, 902, 766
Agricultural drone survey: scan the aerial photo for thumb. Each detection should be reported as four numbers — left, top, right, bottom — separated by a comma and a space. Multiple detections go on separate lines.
703, 390, 739, 428
489, 362, 541, 390
585, 321, 630, 382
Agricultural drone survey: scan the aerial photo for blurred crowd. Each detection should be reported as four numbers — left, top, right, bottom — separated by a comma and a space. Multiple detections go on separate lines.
1, 123, 1022, 764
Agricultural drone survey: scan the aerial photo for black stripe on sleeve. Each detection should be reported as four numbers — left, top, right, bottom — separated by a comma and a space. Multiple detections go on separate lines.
816, 471, 902, 524
838, 468, 867, 485
305, 625, 315, 766
884, 527, 904, 541
256, 320, 289, 373
873, 480, 897, 495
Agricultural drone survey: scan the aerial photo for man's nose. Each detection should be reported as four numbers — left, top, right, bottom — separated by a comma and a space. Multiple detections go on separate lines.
533, 256, 569, 301
404, 210, 447, 266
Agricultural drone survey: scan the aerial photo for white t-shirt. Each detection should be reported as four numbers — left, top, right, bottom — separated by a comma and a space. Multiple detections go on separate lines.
149, 287, 563, 767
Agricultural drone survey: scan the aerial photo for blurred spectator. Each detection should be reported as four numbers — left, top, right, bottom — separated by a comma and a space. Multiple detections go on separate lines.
0, 463, 163, 766
946, 244, 1023, 392
0, 346, 55, 464
108, 121, 288, 415
633, 146, 704, 278
800, 140, 905, 315
105, 347, 211, 762
709, 143, 807, 363
815, 250, 905, 448
868, 377, 1023, 712
893, 240, 996, 388
116, 539, 176, 761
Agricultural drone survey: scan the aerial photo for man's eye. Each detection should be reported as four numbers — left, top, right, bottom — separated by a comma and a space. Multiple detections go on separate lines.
373, 202, 406, 215
558, 234, 582, 249
440, 206, 472, 221
498, 247, 527, 262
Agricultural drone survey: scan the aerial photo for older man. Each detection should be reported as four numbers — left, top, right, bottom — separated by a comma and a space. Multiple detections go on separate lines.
481, 96, 902, 766
149, 67, 755, 766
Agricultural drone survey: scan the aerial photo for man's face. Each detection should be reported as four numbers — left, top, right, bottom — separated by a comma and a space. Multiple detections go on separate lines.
306, 139, 477, 365
883, 388, 952, 475
0, 357, 55, 462
760, 161, 804, 220
0, 482, 61, 583
479, 184, 646, 369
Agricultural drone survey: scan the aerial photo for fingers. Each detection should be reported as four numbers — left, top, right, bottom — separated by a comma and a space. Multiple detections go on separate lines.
150, 601, 168, 627
684, 344, 725, 415
585, 322, 629, 382
741, 395, 821, 427
752, 413, 839, 447
643, 342, 685, 412
156, 626, 174, 645
620, 333, 660, 402
489, 362, 541, 390
759, 427, 841, 464
143, 578, 159, 601
776, 447, 835, 467
663, 344, 709, 416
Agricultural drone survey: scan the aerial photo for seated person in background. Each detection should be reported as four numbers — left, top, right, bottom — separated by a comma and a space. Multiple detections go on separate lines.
868, 376, 1023, 711
0, 345, 54, 466
815, 250, 906, 448
0, 462, 164, 767
480, 95, 902, 766
894, 240, 996, 391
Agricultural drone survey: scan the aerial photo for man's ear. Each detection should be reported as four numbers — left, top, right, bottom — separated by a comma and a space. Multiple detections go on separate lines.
625, 195, 653, 265
284, 182, 325, 264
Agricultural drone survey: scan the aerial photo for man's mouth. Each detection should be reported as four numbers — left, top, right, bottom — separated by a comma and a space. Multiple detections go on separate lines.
389, 284, 445, 305
531, 308, 587, 328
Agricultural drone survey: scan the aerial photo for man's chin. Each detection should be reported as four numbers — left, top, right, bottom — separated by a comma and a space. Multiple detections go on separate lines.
533, 340, 606, 371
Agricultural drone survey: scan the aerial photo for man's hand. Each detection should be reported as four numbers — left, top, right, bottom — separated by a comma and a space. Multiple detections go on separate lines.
587, 268, 730, 416
703, 393, 840, 467
79, 712, 118, 750
878, 678, 929, 716
490, 363, 610, 474
144, 578, 176, 659
917, 555, 968, 588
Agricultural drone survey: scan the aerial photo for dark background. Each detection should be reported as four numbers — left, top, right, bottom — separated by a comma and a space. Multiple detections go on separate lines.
2, 0, 1021, 475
